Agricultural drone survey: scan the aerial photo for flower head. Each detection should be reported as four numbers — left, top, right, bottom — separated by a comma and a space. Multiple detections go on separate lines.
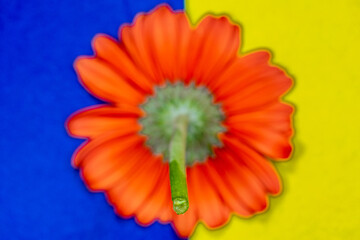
66, 4, 293, 238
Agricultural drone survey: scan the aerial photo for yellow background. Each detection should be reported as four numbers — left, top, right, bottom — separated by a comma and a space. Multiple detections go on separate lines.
186, 0, 360, 239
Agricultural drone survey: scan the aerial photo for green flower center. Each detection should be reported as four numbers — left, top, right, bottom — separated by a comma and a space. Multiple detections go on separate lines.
139, 82, 225, 166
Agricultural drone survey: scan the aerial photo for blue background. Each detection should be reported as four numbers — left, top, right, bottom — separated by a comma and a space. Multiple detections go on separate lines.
0, 0, 184, 239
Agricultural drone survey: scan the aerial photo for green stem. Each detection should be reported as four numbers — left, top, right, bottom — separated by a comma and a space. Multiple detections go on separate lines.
169, 114, 189, 215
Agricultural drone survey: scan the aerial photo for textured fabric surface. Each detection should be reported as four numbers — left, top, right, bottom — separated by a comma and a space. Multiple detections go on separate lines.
0, 1, 184, 239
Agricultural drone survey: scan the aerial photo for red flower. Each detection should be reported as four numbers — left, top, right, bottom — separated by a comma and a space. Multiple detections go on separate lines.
66, 4, 294, 238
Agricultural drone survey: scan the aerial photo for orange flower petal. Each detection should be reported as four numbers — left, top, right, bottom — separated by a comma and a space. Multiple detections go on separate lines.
225, 102, 294, 159
83, 145, 149, 190
188, 16, 240, 86
92, 35, 153, 94
71, 130, 142, 167
190, 165, 230, 228
173, 12, 192, 81
135, 164, 170, 225
108, 158, 163, 217
120, 5, 193, 84
106, 152, 161, 217
202, 160, 253, 216
221, 135, 281, 194
66, 105, 142, 139
120, 14, 161, 83
215, 149, 268, 212
219, 63, 293, 113
208, 51, 270, 94
156, 174, 173, 223
79, 135, 144, 188
74, 57, 145, 104
148, 6, 178, 81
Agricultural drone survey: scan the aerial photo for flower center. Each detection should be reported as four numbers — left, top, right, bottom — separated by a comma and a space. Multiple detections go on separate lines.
139, 82, 225, 166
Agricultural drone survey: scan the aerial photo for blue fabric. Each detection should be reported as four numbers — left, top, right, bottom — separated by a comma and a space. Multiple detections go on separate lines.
0, 0, 184, 239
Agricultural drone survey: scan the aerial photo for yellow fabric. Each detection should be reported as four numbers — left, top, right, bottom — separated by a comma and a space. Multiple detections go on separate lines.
186, 0, 360, 239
